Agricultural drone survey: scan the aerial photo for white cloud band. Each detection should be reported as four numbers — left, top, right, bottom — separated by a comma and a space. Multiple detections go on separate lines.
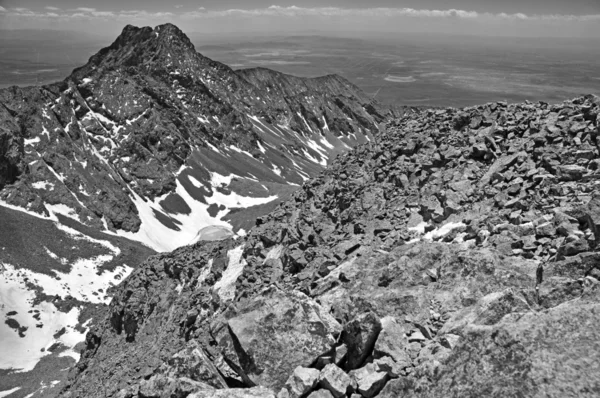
0, 5, 598, 37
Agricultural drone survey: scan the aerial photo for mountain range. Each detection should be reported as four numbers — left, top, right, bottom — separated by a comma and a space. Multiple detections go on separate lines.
0, 23, 388, 397
1, 22, 600, 398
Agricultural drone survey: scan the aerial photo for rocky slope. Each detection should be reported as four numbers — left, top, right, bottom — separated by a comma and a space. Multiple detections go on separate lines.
0, 23, 388, 253
59, 95, 600, 398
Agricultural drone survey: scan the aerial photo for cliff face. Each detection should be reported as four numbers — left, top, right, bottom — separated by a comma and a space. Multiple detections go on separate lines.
0, 23, 388, 252
62, 95, 600, 398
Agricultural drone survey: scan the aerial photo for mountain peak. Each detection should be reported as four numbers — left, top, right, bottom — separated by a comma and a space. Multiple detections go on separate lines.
152, 23, 196, 52
72, 23, 198, 77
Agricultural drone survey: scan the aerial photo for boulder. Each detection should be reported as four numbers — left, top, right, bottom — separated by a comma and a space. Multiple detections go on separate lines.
282, 366, 320, 398
214, 288, 341, 390
349, 363, 389, 398
306, 390, 335, 398
557, 164, 586, 181
342, 312, 382, 369
189, 386, 277, 398
372, 317, 411, 370
318, 364, 356, 398
416, 301, 600, 397
373, 356, 405, 378
138, 375, 213, 398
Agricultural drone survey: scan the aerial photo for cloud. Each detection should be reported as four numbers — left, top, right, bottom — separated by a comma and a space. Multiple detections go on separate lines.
72, 7, 96, 13
0, 6, 6, 12
177, 6, 600, 38
0, 5, 599, 38
181, 6, 600, 22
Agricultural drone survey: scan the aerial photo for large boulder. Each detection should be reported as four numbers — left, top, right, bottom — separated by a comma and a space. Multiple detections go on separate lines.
418, 301, 600, 397
213, 288, 342, 390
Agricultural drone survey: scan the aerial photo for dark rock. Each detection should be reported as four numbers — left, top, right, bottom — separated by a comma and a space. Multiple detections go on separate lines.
342, 312, 382, 370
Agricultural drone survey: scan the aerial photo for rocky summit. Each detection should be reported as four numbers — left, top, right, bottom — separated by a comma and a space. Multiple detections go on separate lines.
56, 94, 600, 398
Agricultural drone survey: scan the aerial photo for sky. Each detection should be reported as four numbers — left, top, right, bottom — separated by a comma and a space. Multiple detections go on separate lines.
0, 0, 599, 38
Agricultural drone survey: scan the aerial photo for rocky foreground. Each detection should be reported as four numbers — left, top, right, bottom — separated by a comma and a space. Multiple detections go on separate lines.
61, 95, 600, 398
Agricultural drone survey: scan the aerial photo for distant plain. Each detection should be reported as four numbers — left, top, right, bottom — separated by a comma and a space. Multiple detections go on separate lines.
2, 30, 600, 108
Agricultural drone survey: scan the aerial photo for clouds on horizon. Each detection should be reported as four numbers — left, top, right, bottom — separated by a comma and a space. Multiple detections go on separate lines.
0, 5, 598, 37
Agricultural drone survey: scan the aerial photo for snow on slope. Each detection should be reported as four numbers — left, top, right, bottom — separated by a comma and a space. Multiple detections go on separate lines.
115, 170, 278, 252
0, 203, 137, 372
0, 261, 132, 371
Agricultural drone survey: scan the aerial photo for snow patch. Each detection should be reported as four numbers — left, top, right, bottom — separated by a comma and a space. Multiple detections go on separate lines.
210, 172, 235, 187
188, 175, 203, 188
257, 141, 267, 154
0, 387, 21, 397
272, 164, 282, 176
423, 222, 466, 241
32, 181, 54, 190
114, 175, 278, 252
213, 245, 246, 302
0, 263, 105, 372
24, 137, 40, 146
55, 223, 121, 256
229, 145, 254, 158
408, 221, 428, 235
45, 204, 80, 222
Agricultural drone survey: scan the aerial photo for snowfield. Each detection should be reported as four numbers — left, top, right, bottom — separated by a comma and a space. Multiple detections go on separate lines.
115, 170, 278, 252
0, 259, 132, 371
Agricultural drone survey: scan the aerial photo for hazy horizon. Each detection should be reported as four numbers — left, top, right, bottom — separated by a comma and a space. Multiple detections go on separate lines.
1, 26, 599, 108
1, 1, 599, 38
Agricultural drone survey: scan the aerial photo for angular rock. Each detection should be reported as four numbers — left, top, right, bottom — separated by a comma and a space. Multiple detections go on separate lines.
189, 386, 277, 398
349, 363, 389, 398
372, 316, 411, 369
138, 375, 213, 398
306, 390, 335, 398
317, 364, 355, 398
283, 366, 321, 398
214, 288, 341, 390
342, 312, 382, 369
373, 356, 405, 378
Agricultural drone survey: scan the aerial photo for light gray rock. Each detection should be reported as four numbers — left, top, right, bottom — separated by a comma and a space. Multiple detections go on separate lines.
373, 316, 410, 368
283, 366, 320, 398
189, 386, 277, 398
306, 390, 335, 398
349, 363, 389, 398
318, 364, 355, 398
